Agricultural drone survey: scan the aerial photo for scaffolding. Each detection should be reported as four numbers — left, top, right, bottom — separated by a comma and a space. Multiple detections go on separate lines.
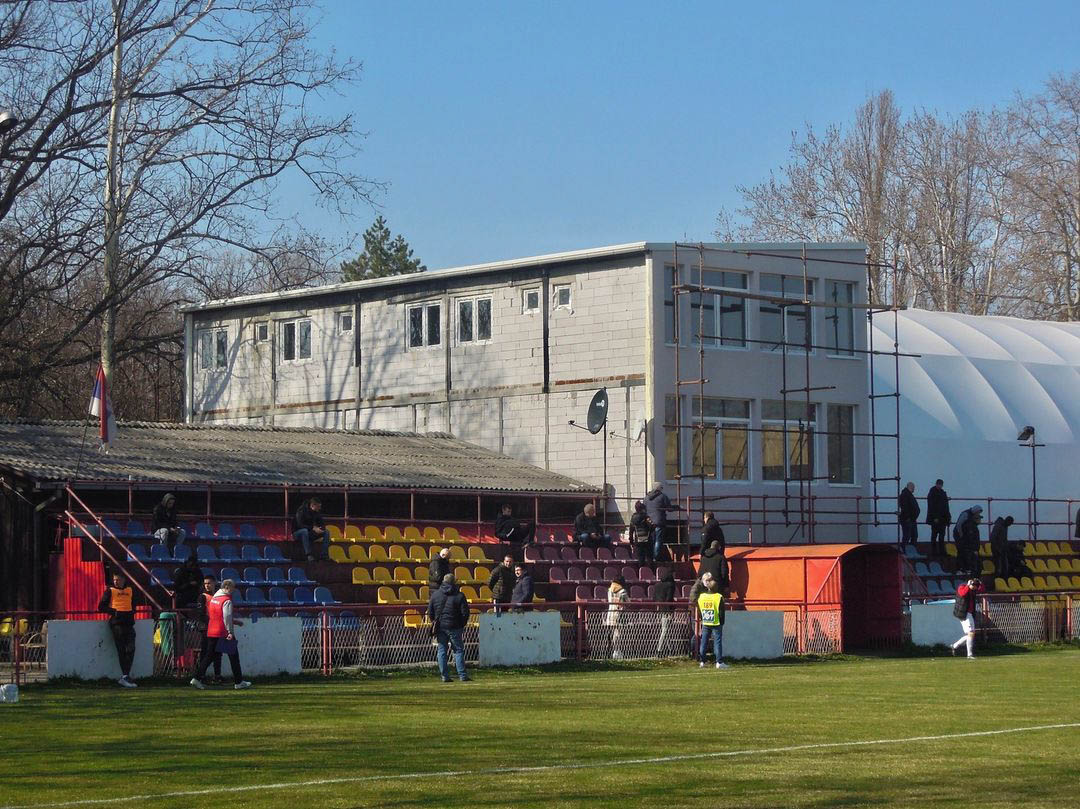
667, 242, 911, 545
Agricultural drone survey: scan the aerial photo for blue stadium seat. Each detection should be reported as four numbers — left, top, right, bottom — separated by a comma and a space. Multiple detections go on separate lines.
293, 586, 315, 605
240, 566, 262, 585
196, 544, 217, 563
217, 523, 236, 539
105, 518, 125, 537
926, 580, 941, 595
173, 544, 193, 562
314, 586, 338, 605
914, 562, 930, 576
928, 561, 946, 576
263, 544, 286, 562
265, 567, 287, 585
241, 544, 262, 562
904, 545, 923, 559
126, 543, 148, 562
150, 543, 170, 562
288, 567, 315, 585
150, 567, 173, 587
244, 587, 268, 605
219, 567, 241, 585
127, 519, 148, 537
195, 522, 215, 539
238, 523, 258, 539
268, 586, 290, 605
217, 544, 239, 562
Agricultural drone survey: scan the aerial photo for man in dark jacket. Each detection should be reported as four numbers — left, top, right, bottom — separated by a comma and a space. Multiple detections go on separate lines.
97, 571, 139, 687
898, 482, 921, 547
953, 506, 984, 576
428, 547, 451, 589
573, 503, 610, 547
172, 554, 203, 608
645, 483, 673, 561
427, 574, 471, 682
701, 511, 724, 552
989, 515, 1014, 579
510, 563, 534, 610
925, 479, 951, 556
293, 497, 327, 562
629, 501, 654, 563
494, 504, 535, 546
698, 540, 729, 594
152, 493, 186, 555
488, 554, 516, 614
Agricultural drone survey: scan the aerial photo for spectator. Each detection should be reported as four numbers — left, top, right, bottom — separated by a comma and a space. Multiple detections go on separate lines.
1007, 541, 1031, 578
152, 493, 186, 555
925, 479, 951, 556
494, 504, 535, 546
172, 554, 203, 609
701, 511, 725, 552
898, 481, 921, 547
510, 563, 534, 610
428, 547, 451, 589
573, 503, 610, 548
190, 578, 251, 690
697, 574, 727, 669
97, 571, 138, 688
950, 577, 985, 659
293, 497, 327, 562
629, 501, 654, 563
688, 572, 714, 611
606, 575, 630, 659
194, 574, 222, 684
698, 541, 728, 594
953, 506, 984, 576
654, 568, 677, 656
427, 573, 470, 682
989, 516, 1014, 580
644, 482, 673, 561
488, 554, 516, 614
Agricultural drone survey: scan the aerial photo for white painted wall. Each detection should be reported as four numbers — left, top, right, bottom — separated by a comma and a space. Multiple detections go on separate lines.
910, 603, 964, 646
723, 611, 785, 659
46, 620, 155, 680
217, 616, 302, 677
478, 611, 561, 666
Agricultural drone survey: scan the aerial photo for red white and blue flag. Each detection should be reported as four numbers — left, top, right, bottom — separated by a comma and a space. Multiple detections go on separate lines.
88, 364, 116, 451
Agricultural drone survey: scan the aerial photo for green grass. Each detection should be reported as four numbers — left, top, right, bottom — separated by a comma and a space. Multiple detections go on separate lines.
1, 649, 1078, 809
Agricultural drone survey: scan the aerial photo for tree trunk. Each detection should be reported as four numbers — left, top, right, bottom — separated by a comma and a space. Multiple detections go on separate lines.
101, 0, 125, 383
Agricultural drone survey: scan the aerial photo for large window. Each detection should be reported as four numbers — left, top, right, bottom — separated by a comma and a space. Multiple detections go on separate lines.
827, 404, 856, 484
407, 302, 441, 349
761, 400, 816, 481
825, 280, 855, 356
664, 266, 747, 347
760, 275, 815, 352
690, 398, 750, 481
198, 328, 228, 371
281, 319, 311, 362
458, 296, 492, 343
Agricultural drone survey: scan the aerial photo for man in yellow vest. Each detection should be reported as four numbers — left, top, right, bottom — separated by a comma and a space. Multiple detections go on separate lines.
697, 575, 728, 670
97, 571, 138, 687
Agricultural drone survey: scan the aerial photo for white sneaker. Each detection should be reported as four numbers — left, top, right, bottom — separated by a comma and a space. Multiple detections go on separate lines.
716, 662, 729, 669
966, 655, 977, 660
118, 676, 137, 688
234, 681, 252, 690
189, 678, 205, 689
611, 650, 623, 660
699, 661, 705, 668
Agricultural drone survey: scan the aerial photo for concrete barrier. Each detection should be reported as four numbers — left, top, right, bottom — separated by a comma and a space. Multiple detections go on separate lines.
724, 611, 785, 659
46, 619, 155, 680
911, 602, 962, 646
216, 616, 302, 677
478, 612, 561, 666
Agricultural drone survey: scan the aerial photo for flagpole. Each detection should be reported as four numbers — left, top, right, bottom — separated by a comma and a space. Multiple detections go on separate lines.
73, 414, 92, 482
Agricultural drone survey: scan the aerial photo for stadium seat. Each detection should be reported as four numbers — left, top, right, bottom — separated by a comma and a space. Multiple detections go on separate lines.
372, 566, 392, 582
593, 585, 607, 599
549, 567, 566, 583
195, 522, 214, 539
442, 527, 461, 543
328, 545, 348, 564
467, 545, 492, 562
603, 565, 620, 581
326, 525, 345, 543
423, 526, 442, 542
244, 587, 268, 605
1018, 576, 1035, 591
238, 523, 258, 539
630, 585, 645, 599
395, 565, 416, 583
263, 544, 286, 562
398, 586, 420, 603
1006, 577, 1021, 591
241, 544, 261, 562
240, 567, 262, 586
981, 560, 994, 574
368, 545, 389, 562
1032, 558, 1048, 573
363, 525, 383, 541
925, 580, 941, 595
914, 561, 930, 576
474, 564, 490, 581
560, 546, 578, 562
1032, 542, 1049, 557
993, 577, 1009, 592
149, 567, 173, 587
566, 566, 584, 582
352, 567, 372, 585
217, 544, 239, 562
104, 518, 125, 537
1033, 576, 1048, 590
266, 567, 288, 585
945, 544, 957, 557
268, 586, 290, 605
479, 585, 493, 600
126, 543, 149, 562
1046, 559, 1062, 573
453, 565, 472, 584
414, 565, 428, 582
174, 545, 193, 562
293, 586, 315, 605
638, 567, 655, 582
459, 585, 479, 602
621, 565, 638, 582
585, 566, 602, 581
127, 519, 148, 537
384, 526, 404, 543
578, 547, 595, 562
388, 544, 407, 561
928, 561, 946, 576
196, 544, 217, 562
344, 525, 363, 543
448, 546, 467, 561
314, 586, 338, 605
217, 523, 236, 540
543, 546, 562, 562
1072, 575, 1080, 588
403, 609, 424, 629
524, 545, 543, 563
1046, 575, 1062, 590
403, 526, 422, 542
575, 585, 591, 600
348, 545, 368, 563
978, 542, 991, 558
409, 545, 429, 562
596, 547, 614, 562
614, 545, 632, 561
680, 584, 692, 599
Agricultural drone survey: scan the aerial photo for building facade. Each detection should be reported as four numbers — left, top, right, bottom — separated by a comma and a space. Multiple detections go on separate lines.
184, 242, 877, 541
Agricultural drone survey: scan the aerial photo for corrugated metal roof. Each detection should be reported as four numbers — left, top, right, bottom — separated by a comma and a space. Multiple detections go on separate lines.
0, 420, 598, 493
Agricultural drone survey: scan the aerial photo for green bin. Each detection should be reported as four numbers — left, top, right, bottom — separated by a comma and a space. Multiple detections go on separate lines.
156, 612, 176, 659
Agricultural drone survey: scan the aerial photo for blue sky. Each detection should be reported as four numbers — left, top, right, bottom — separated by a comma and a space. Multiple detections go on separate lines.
292, 1, 1080, 270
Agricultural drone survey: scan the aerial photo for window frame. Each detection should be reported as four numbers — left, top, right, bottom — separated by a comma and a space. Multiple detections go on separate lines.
759, 274, 816, 354
254, 322, 269, 343
280, 318, 313, 363
689, 397, 752, 482
457, 295, 493, 345
522, 287, 541, 314
552, 284, 572, 311
760, 399, 817, 483
824, 280, 856, 357
405, 301, 442, 350
197, 327, 228, 372
337, 310, 354, 334
826, 403, 857, 485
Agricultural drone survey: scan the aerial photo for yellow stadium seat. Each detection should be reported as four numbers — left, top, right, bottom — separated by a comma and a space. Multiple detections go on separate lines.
1067, 559, 1080, 572
1006, 577, 1021, 591
468, 545, 492, 562
363, 525, 383, 541
479, 585, 493, 600
1045, 558, 1062, 573
368, 545, 388, 562
404, 526, 422, 542
460, 585, 479, 602
454, 565, 472, 584
946, 544, 957, 557
1032, 559, 1048, 573
1072, 575, 1080, 588
1046, 575, 1061, 590
388, 544, 407, 561
347, 545, 368, 563
1018, 576, 1035, 591
993, 577, 1009, 592
1061, 543, 1077, 558
1033, 576, 1048, 590
372, 566, 392, 583
377, 586, 397, 604
419, 585, 430, 601
473, 565, 491, 582
403, 609, 424, 629
344, 525, 363, 542
352, 567, 372, 584
414, 565, 429, 582
1032, 542, 1049, 557
443, 526, 461, 543
328, 545, 348, 564
979, 543, 991, 558
448, 545, 467, 560
423, 526, 441, 542
1063, 559, 1079, 572
533, 594, 545, 603
981, 560, 994, 574
326, 524, 345, 543
394, 565, 415, 583
384, 526, 403, 543
398, 586, 419, 603
0, 618, 11, 636
409, 545, 429, 562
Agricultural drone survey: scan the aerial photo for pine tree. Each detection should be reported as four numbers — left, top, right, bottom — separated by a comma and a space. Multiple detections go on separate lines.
341, 216, 426, 281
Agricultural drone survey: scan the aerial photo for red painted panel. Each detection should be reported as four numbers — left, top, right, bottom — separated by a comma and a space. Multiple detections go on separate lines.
63, 537, 105, 620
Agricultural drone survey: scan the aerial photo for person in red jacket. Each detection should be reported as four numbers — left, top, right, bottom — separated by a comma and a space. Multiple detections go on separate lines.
950, 577, 985, 659
190, 579, 251, 690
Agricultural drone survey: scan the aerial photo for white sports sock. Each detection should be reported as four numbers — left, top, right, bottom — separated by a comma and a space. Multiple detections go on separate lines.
966, 635, 975, 657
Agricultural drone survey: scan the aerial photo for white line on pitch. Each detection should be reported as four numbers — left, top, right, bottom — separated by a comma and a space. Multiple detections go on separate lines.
4, 721, 1078, 809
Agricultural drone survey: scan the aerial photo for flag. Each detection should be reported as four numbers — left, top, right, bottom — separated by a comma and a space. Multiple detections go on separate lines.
88, 364, 116, 451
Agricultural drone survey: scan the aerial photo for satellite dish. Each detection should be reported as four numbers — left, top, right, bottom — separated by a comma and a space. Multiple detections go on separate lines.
586, 388, 608, 435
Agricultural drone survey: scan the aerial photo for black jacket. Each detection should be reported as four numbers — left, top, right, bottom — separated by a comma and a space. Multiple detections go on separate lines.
494, 513, 517, 540
629, 511, 652, 541
645, 489, 671, 527
1075, 507, 1080, 539
97, 587, 136, 626
698, 546, 729, 588
428, 580, 469, 630
926, 486, 951, 526
428, 556, 451, 588
294, 501, 325, 532
953, 508, 981, 546
488, 563, 516, 601
702, 518, 725, 549
989, 518, 1010, 553
574, 512, 602, 538
510, 573, 534, 605
898, 488, 921, 522
653, 579, 676, 603
172, 561, 203, 607
152, 499, 179, 532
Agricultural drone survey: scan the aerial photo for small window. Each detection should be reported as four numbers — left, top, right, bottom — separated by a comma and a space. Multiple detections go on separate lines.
254, 322, 269, 343
281, 319, 312, 362
338, 311, 353, 333
198, 328, 228, 371
553, 284, 572, 310
523, 288, 540, 314
407, 303, 441, 349
458, 296, 492, 343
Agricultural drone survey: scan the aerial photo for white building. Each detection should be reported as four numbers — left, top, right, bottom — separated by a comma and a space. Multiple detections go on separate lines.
183, 242, 876, 542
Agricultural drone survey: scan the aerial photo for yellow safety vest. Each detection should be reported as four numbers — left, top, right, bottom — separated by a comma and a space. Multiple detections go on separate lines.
697, 592, 724, 626
109, 587, 133, 612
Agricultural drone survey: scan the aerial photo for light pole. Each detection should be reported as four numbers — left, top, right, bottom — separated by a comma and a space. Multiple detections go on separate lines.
0, 109, 17, 135
1016, 426, 1042, 541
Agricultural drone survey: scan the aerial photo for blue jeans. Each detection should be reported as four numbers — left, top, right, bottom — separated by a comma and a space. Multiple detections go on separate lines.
699, 624, 723, 663
294, 528, 324, 560
436, 627, 467, 680
652, 526, 665, 561
575, 532, 611, 548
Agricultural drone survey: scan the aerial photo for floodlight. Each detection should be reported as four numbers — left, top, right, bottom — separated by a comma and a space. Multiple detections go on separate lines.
1017, 425, 1035, 442
0, 109, 18, 135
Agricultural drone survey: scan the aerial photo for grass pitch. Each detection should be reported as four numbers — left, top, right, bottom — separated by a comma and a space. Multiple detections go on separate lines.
1, 648, 1078, 809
